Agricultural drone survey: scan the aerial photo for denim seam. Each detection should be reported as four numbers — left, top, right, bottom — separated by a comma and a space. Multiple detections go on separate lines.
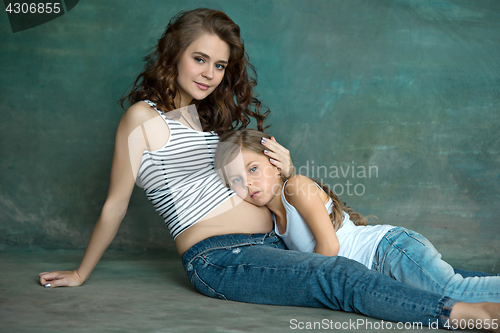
377, 228, 405, 270
200, 249, 289, 271
186, 240, 264, 267
345, 275, 430, 311
404, 230, 428, 246
435, 296, 457, 329
387, 236, 439, 284
380, 230, 499, 302
378, 236, 399, 275
381, 229, 438, 283
198, 245, 351, 274
387, 233, 495, 298
191, 270, 228, 300
195, 254, 227, 272
384, 227, 402, 239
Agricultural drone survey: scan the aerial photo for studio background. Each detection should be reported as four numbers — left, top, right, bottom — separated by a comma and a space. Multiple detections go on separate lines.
1, 0, 499, 272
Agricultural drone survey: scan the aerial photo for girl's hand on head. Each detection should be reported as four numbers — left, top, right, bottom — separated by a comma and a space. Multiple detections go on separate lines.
39, 270, 84, 288
261, 136, 294, 179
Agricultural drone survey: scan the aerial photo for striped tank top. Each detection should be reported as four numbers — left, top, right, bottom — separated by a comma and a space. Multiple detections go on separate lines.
137, 100, 236, 239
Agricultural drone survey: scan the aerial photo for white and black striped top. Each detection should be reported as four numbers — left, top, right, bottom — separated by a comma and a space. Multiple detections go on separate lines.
137, 100, 236, 239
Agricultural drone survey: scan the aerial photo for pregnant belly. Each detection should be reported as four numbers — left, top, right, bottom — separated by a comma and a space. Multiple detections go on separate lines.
174, 195, 273, 255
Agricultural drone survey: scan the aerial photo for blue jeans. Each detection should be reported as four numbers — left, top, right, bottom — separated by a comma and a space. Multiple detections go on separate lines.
454, 268, 495, 278
372, 227, 500, 302
182, 231, 458, 328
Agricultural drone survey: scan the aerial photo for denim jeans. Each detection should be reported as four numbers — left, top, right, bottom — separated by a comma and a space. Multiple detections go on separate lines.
454, 268, 495, 278
372, 227, 500, 302
182, 231, 458, 328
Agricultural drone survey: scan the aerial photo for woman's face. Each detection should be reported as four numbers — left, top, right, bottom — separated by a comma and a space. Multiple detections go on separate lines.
176, 33, 230, 108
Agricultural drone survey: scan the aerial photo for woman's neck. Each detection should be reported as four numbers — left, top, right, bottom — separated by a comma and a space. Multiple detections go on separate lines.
174, 91, 194, 109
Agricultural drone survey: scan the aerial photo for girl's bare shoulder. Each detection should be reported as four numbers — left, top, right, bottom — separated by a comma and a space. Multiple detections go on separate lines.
284, 175, 315, 201
285, 175, 329, 205
285, 174, 315, 188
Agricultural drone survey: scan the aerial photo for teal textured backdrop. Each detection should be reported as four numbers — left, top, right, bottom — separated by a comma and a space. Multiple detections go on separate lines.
1, 0, 499, 271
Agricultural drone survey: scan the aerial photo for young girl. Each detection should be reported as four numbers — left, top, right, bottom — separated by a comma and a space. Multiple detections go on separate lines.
38, 8, 500, 329
215, 128, 500, 303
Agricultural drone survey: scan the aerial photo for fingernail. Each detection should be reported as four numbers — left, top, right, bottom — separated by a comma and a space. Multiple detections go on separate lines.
261, 137, 267, 144
264, 149, 269, 154
44, 283, 51, 288
269, 158, 276, 163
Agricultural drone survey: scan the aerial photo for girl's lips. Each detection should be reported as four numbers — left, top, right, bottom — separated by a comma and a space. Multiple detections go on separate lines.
195, 82, 209, 90
250, 191, 260, 199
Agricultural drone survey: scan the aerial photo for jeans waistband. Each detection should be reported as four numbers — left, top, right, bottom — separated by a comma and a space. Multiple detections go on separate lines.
382, 226, 407, 241
371, 227, 405, 269
181, 231, 278, 268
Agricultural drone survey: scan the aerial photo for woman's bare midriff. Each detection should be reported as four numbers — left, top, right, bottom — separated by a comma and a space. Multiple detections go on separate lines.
174, 194, 273, 255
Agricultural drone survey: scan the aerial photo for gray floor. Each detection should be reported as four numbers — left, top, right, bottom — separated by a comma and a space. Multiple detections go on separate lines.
0, 250, 484, 333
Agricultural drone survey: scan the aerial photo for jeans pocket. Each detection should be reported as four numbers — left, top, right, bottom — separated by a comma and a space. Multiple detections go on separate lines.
190, 270, 228, 300
405, 230, 431, 247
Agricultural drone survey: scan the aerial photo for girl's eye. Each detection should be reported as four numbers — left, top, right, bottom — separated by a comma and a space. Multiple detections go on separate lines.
249, 166, 257, 173
232, 177, 241, 184
215, 64, 226, 70
195, 57, 204, 63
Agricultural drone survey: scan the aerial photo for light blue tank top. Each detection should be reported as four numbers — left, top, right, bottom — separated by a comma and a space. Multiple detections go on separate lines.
273, 179, 394, 268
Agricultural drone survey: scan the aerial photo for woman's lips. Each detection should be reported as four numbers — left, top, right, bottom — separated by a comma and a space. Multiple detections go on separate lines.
195, 82, 209, 90
250, 191, 260, 199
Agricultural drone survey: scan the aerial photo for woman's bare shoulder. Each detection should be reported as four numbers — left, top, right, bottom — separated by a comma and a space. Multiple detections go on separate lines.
118, 101, 170, 152
120, 101, 160, 128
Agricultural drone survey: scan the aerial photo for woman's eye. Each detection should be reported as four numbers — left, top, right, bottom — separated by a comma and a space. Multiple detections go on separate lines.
249, 166, 257, 173
215, 64, 226, 70
232, 177, 241, 184
195, 57, 204, 63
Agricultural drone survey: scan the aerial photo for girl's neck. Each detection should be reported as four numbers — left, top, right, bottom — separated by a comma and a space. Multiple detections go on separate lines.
265, 182, 287, 231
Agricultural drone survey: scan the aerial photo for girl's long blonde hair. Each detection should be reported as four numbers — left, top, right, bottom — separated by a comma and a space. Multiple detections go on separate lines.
215, 129, 369, 231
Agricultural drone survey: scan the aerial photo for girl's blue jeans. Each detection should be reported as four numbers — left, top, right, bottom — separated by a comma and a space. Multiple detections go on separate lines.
372, 227, 500, 302
182, 231, 458, 328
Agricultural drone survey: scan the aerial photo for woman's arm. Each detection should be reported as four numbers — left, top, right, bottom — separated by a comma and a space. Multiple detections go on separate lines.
39, 103, 161, 287
285, 175, 340, 256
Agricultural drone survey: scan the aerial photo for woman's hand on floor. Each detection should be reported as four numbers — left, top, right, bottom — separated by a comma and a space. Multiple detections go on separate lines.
39, 270, 84, 288
261, 136, 294, 179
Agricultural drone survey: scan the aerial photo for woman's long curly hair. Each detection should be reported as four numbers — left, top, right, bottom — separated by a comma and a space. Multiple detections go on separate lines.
215, 129, 369, 231
120, 8, 269, 134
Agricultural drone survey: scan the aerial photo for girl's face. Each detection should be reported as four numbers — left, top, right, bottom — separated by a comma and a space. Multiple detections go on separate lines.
176, 33, 230, 108
222, 149, 283, 206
